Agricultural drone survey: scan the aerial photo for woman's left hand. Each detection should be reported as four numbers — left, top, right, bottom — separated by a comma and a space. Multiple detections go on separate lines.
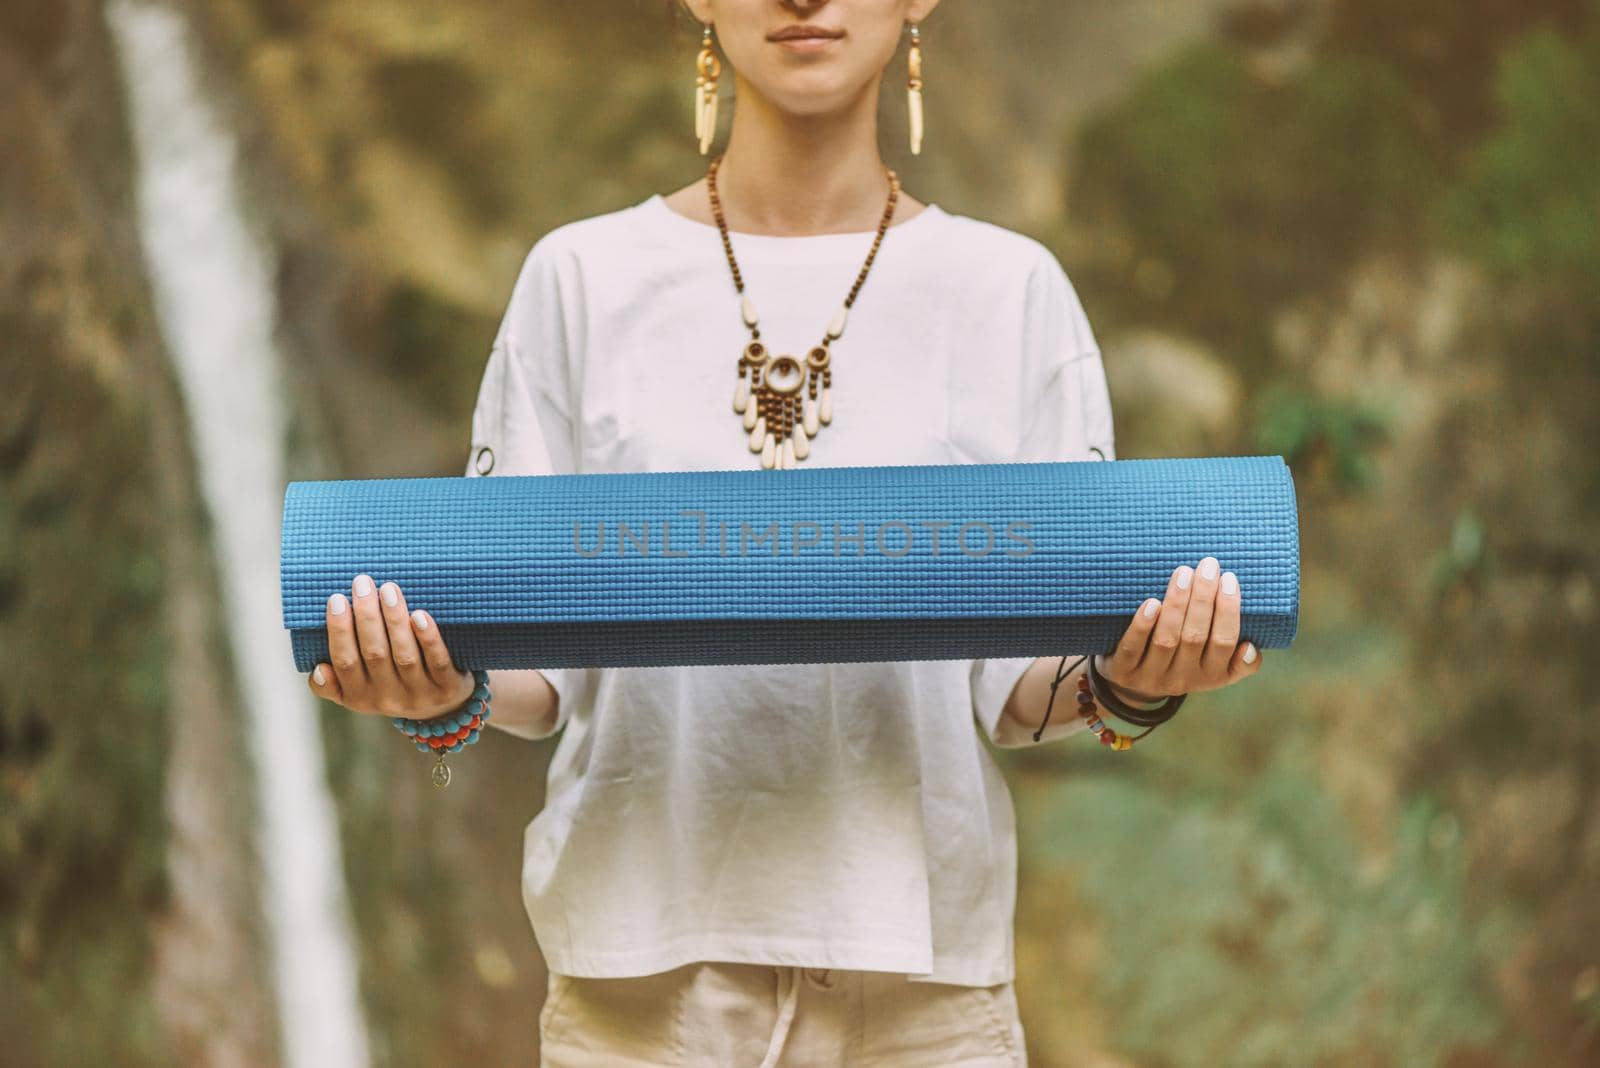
1094, 556, 1262, 702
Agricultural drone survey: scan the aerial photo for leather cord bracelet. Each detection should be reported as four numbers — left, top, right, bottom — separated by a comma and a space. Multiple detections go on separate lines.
1087, 653, 1187, 727
1032, 654, 1188, 744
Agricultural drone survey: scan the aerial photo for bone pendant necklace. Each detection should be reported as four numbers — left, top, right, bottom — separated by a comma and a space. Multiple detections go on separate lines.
707, 153, 900, 469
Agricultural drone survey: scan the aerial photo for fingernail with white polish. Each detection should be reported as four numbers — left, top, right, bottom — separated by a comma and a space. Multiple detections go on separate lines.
329, 594, 347, 615
412, 610, 429, 630
1243, 643, 1257, 664
1176, 567, 1193, 590
382, 583, 397, 607
1200, 558, 1218, 580
354, 575, 373, 597
1222, 572, 1238, 595
313, 666, 325, 685
1143, 599, 1159, 618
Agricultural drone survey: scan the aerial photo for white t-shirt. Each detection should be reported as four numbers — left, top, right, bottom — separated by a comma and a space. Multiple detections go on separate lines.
463, 191, 1116, 987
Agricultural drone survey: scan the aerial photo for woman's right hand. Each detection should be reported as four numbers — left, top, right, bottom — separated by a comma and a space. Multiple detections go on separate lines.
1094, 556, 1261, 701
307, 573, 476, 720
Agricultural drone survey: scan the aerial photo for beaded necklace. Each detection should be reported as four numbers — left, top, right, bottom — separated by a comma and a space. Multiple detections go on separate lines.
708, 153, 900, 469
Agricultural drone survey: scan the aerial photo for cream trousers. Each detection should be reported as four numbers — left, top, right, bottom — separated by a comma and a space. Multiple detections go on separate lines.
538, 961, 1028, 1067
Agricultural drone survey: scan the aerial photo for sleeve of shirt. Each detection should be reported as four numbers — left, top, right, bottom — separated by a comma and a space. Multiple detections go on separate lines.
463, 240, 597, 741
972, 247, 1117, 748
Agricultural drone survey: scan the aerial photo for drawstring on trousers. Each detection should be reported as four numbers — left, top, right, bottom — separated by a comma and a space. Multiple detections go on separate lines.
757, 967, 834, 1068
756, 967, 801, 1068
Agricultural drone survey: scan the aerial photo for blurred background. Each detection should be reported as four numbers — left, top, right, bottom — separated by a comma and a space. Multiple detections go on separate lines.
3, 0, 1597, 1064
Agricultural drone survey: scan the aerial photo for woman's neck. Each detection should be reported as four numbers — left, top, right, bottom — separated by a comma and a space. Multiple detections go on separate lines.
664, 72, 925, 237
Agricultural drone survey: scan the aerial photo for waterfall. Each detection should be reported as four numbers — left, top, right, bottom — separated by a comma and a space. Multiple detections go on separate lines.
105, 3, 371, 1066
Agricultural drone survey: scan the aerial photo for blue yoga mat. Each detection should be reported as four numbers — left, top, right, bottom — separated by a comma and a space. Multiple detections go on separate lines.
281, 456, 1300, 671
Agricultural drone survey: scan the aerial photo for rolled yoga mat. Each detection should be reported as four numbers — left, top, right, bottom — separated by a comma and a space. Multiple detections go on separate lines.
281, 455, 1300, 671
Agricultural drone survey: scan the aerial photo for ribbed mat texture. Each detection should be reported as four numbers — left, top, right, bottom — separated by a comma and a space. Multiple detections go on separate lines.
282, 456, 1299, 671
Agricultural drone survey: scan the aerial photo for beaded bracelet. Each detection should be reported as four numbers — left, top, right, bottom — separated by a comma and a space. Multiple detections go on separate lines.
390, 668, 492, 788
1033, 654, 1184, 746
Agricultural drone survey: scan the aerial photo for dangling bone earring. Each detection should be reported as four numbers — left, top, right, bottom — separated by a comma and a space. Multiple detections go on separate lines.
907, 22, 924, 155
696, 23, 721, 155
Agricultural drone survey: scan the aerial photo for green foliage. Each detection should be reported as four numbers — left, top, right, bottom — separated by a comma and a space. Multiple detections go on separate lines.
1322, 0, 1591, 145
380, 281, 500, 420
1020, 768, 1510, 1067
1434, 17, 1600, 301
1071, 42, 1439, 363
1424, 508, 1489, 596
1250, 382, 1395, 492
1057, 4, 1600, 1059
0, 339, 172, 1065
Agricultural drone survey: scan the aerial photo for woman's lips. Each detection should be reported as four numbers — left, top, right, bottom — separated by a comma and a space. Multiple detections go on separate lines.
772, 35, 841, 53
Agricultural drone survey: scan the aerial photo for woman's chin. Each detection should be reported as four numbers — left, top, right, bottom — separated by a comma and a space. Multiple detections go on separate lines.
757, 77, 863, 117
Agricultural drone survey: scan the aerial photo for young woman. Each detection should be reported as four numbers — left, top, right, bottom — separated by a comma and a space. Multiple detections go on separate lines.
309, 1, 1264, 1063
